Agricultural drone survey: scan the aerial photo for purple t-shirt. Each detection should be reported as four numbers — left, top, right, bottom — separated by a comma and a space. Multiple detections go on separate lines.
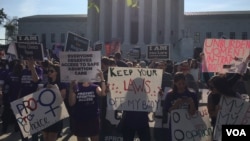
72, 83, 99, 121
19, 67, 43, 97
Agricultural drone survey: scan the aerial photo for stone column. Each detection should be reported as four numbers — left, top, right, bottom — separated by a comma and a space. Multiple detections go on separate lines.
137, 0, 145, 46
111, 0, 118, 38
151, 0, 157, 44
178, 0, 184, 39
99, 0, 105, 41
164, 0, 171, 44
123, 3, 131, 46
86, 0, 94, 42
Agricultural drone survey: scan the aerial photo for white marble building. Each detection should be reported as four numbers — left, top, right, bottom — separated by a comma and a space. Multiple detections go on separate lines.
17, 0, 250, 61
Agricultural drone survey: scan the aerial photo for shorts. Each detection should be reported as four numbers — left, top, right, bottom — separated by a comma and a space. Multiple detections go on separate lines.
71, 117, 100, 137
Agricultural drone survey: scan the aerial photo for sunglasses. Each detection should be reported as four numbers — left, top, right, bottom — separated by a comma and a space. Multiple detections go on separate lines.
48, 69, 55, 73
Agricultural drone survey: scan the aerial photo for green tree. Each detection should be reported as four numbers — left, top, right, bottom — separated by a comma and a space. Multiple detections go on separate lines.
0, 8, 7, 25
4, 17, 18, 41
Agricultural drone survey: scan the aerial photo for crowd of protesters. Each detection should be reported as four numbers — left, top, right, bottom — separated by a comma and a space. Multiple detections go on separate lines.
0, 50, 250, 141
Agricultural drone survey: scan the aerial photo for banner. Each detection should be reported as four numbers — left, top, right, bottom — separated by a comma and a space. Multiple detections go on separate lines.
10, 87, 69, 138
203, 39, 250, 73
59, 51, 101, 83
65, 32, 90, 51
171, 107, 212, 141
147, 44, 170, 60
15, 42, 44, 61
107, 67, 163, 112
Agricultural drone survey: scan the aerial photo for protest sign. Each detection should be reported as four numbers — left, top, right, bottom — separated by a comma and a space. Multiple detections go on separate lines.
59, 51, 101, 83
202, 39, 250, 73
171, 107, 212, 141
127, 47, 141, 60
15, 42, 44, 61
10, 87, 69, 138
107, 67, 163, 112
213, 96, 250, 141
147, 44, 170, 60
93, 43, 103, 51
16, 35, 39, 43
65, 32, 90, 51
105, 39, 121, 56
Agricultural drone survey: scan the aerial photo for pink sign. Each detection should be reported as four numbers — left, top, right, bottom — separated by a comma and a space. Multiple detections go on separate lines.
203, 39, 250, 73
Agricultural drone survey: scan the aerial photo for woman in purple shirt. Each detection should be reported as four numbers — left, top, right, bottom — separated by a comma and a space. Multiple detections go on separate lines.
68, 70, 106, 141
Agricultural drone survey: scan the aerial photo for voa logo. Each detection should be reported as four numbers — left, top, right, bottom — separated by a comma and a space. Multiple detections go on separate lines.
226, 129, 246, 136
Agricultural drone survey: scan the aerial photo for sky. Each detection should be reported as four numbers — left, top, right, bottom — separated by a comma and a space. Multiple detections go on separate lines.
1, 0, 250, 44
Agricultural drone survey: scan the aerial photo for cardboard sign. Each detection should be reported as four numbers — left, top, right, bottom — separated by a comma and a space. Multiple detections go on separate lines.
59, 51, 101, 83
203, 39, 250, 73
128, 48, 141, 59
93, 43, 103, 51
10, 88, 69, 138
147, 44, 170, 60
171, 107, 212, 141
107, 67, 163, 112
16, 35, 39, 43
213, 96, 250, 141
65, 32, 90, 51
15, 43, 44, 61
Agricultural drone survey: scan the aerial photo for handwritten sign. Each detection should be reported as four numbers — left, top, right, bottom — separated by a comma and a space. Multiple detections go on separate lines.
105, 39, 121, 57
15, 43, 44, 61
203, 39, 250, 73
10, 88, 69, 138
147, 44, 170, 60
59, 51, 101, 82
213, 96, 250, 141
171, 107, 212, 141
107, 67, 162, 112
65, 32, 90, 51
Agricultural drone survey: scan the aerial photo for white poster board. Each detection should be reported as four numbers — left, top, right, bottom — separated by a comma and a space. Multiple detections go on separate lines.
213, 96, 250, 141
171, 107, 212, 141
10, 88, 69, 138
107, 67, 163, 112
59, 51, 101, 82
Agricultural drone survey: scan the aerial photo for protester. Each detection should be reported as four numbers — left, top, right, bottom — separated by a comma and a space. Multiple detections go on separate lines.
0, 59, 11, 134
119, 74, 151, 141
42, 62, 68, 141
18, 59, 43, 141
165, 59, 174, 74
189, 59, 200, 82
114, 52, 128, 67
1, 60, 23, 134
99, 56, 116, 139
179, 60, 199, 94
153, 61, 173, 141
120, 110, 151, 141
206, 54, 250, 141
68, 69, 106, 141
163, 72, 199, 141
